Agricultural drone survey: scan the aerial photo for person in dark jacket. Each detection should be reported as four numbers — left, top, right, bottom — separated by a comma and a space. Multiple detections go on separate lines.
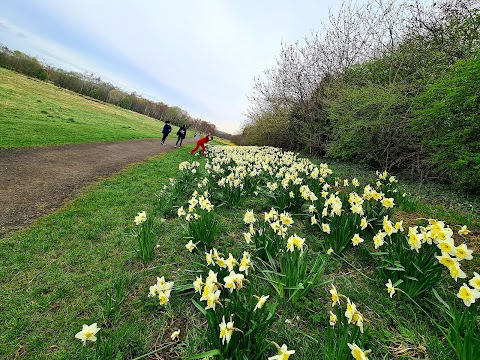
161, 121, 172, 145
174, 125, 187, 148
190, 133, 213, 156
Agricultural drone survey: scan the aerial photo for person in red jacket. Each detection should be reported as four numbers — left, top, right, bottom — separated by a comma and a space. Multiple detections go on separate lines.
190, 133, 213, 156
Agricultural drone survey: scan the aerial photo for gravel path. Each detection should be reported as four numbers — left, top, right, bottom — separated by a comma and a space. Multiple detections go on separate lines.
0, 137, 195, 236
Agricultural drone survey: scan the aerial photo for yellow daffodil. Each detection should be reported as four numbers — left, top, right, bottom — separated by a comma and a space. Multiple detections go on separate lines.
385, 279, 395, 298
458, 225, 470, 236
322, 223, 331, 234
254, 295, 270, 311
330, 284, 340, 307
329, 311, 337, 326
134, 211, 147, 225
360, 217, 368, 230
239, 252, 252, 275
347, 343, 371, 360
219, 316, 235, 345
268, 343, 295, 360
454, 243, 473, 261
193, 276, 203, 293
373, 231, 386, 249
449, 261, 467, 282
185, 240, 197, 252
75, 323, 100, 345
226, 253, 237, 271
436, 253, 457, 268
437, 238, 455, 255
351, 234, 364, 246
170, 329, 180, 341
243, 209, 256, 224
469, 272, 480, 290
457, 283, 480, 307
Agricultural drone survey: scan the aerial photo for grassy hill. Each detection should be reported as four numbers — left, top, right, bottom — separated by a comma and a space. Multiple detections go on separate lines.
0, 67, 177, 148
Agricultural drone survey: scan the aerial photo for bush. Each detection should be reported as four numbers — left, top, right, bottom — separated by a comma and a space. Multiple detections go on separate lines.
412, 55, 480, 193
324, 83, 419, 171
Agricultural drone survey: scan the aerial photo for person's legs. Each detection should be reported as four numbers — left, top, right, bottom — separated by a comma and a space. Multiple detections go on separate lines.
200, 143, 206, 156
179, 138, 183, 146
190, 143, 200, 154
161, 134, 167, 144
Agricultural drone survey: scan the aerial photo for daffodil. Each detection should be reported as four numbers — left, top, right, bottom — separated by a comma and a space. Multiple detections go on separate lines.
385, 279, 395, 298
449, 262, 467, 282
436, 253, 457, 269
219, 316, 234, 345
185, 240, 197, 252
243, 209, 256, 224
322, 223, 331, 234
469, 272, 480, 290
454, 243, 473, 261
239, 252, 252, 274
347, 343, 371, 360
75, 323, 100, 345
268, 343, 295, 360
327, 247, 334, 255
254, 295, 270, 311
329, 311, 337, 326
134, 211, 147, 225
177, 206, 187, 217
193, 276, 203, 293
330, 284, 340, 307
437, 238, 455, 255
458, 225, 470, 236
351, 234, 364, 246
360, 217, 368, 230
457, 283, 480, 307
170, 329, 180, 341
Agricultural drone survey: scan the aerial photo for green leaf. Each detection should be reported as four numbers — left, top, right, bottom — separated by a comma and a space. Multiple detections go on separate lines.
187, 349, 221, 360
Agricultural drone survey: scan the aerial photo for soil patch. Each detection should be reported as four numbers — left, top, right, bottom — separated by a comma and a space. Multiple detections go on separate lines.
0, 137, 196, 236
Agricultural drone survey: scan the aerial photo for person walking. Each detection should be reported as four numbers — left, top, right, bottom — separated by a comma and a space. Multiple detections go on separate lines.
174, 125, 187, 148
190, 133, 213, 156
161, 120, 172, 145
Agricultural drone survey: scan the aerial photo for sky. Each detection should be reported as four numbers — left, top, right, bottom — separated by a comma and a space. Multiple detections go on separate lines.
1, 1, 350, 134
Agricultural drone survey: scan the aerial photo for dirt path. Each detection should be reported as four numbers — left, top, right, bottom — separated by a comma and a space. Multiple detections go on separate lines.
0, 137, 196, 236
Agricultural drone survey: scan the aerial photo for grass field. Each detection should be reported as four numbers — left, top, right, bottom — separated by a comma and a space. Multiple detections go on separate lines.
0, 67, 185, 148
1, 68, 479, 359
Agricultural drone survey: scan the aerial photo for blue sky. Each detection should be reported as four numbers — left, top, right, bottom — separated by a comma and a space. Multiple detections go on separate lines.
1, 1, 351, 134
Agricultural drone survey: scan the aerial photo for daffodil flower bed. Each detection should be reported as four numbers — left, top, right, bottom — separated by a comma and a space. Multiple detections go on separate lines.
72, 145, 478, 360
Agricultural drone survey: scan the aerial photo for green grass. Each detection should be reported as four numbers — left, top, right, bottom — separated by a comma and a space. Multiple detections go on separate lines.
1, 144, 478, 359
0, 67, 188, 148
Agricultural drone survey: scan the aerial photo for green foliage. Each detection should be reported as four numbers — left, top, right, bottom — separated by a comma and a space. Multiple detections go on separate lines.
259, 248, 328, 303
373, 232, 443, 299
324, 83, 417, 170
431, 289, 480, 360
412, 55, 480, 192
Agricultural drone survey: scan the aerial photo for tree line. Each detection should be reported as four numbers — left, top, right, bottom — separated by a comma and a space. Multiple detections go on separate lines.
241, 0, 480, 192
0, 45, 231, 138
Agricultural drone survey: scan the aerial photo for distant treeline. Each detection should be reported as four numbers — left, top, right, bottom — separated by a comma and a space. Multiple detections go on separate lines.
0, 44, 234, 140
242, 0, 480, 192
